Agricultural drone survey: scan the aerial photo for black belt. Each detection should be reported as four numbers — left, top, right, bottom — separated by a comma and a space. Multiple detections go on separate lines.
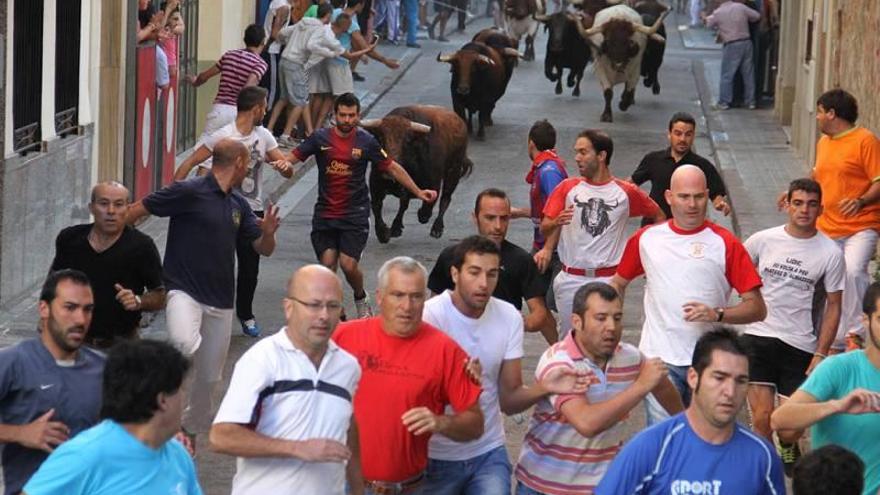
724, 38, 750, 46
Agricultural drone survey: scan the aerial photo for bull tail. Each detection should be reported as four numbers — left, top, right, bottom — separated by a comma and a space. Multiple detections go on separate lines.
461, 156, 475, 179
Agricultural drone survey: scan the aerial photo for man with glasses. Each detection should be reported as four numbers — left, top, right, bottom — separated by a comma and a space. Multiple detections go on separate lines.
210, 265, 364, 495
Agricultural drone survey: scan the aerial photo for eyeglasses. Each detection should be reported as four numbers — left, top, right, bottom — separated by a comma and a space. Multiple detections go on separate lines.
286, 296, 343, 312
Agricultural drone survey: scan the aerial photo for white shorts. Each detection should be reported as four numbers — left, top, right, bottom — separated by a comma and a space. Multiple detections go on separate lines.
309, 60, 332, 94
325, 61, 354, 95
553, 270, 612, 338
165, 289, 234, 432
198, 103, 237, 145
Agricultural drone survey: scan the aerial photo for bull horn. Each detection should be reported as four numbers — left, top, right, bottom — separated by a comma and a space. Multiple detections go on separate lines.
359, 118, 382, 129
477, 54, 496, 65
649, 33, 666, 43
567, 12, 602, 40
436, 52, 456, 63
533, 13, 550, 21
635, 9, 669, 36
502, 47, 525, 58
409, 122, 431, 134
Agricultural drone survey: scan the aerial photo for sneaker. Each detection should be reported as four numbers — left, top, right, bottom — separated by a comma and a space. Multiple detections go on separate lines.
713, 102, 730, 110
354, 296, 374, 319
240, 319, 262, 338
747, 103, 757, 109
778, 441, 801, 478
352, 71, 366, 82
278, 135, 299, 148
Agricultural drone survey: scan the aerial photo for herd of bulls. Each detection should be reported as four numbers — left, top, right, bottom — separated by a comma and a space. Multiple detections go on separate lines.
362, 0, 670, 243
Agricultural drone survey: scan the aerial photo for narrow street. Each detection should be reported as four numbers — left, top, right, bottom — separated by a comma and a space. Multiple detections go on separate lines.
193, 11, 756, 493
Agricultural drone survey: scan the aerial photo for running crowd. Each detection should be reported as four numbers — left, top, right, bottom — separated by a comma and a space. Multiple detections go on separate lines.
0, 64, 878, 495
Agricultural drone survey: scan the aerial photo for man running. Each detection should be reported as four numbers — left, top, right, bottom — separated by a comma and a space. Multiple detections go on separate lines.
333, 256, 484, 494
282, 93, 437, 318
0, 270, 104, 495
595, 328, 785, 495
772, 282, 880, 495
542, 129, 664, 337
211, 265, 363, 495
128, 139, 280, 436
515, 282, 683, 495
51, 182, 165, 349
611, 165, 765, 420
174, 86, 292, 338
742, 178, 844, 473
422, 236, 589, 493
188, 24, 268, 143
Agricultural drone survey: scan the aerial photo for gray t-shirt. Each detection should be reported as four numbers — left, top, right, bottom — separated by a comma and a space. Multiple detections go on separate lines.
0, 338, 105, 495
202, 123, 279, 212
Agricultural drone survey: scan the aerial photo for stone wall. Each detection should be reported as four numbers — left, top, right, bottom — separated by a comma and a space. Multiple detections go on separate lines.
0, 127, 94, 307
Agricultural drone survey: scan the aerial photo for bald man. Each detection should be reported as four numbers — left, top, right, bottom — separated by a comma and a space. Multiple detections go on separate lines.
611, 165, 766, 422
211, 265, 364, 495
128, 138, 282, 436
51, 182, 165, 349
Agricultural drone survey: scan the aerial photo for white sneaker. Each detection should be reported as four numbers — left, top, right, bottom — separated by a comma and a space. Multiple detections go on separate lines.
354, 296, 373, 319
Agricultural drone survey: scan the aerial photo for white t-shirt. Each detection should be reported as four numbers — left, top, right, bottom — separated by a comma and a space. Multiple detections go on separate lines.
214, 329, 361, 495
264, 0, 291, 54
617, 220, 763, 366
422, 291, 524, 461
543, 177, 659, 269
203, 122, 279, 211
743, 225, 845, 353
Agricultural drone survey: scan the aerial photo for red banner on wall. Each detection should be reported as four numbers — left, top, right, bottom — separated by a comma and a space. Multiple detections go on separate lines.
134, 45, 158, 201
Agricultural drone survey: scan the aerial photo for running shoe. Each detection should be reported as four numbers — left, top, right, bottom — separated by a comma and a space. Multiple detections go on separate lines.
240, 319, 262, 338
354, 296, 374, 319
778, 441, 801, 478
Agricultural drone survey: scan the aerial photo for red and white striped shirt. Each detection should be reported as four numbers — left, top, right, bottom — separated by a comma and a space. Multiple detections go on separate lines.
543, 177, 659, 270
215, 49, 268, 106
617, 220, 762, 366
515, 333, 643, 495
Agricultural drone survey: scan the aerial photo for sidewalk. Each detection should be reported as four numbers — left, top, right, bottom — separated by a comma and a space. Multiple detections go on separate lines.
682, 15, 808, 238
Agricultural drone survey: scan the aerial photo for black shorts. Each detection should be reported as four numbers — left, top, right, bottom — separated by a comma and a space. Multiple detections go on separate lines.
311, 226, 369, 261
742, 334, 813, 397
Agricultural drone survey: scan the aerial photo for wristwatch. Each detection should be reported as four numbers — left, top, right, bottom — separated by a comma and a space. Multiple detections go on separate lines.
715, 307, 725, 322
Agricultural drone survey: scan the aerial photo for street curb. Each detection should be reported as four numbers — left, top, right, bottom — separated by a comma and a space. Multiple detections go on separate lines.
692, 58, 743, 238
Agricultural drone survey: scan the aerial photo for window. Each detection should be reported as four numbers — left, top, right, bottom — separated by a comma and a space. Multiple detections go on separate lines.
55, 0, 82, 137
805, 18, 814, 66
12, 0, 44, 154
176, 0, 199, 153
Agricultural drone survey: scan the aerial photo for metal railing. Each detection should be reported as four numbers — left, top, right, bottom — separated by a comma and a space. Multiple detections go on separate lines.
176, 0, 199, 153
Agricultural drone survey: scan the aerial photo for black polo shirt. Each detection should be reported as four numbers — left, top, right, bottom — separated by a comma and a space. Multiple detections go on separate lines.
142, 175, 261, 309
51, 224, 163, 340
427, 240, 546, 310
631, 148, 728, 218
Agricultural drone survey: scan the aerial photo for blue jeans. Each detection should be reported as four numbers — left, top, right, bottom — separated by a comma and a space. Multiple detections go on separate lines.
719, 39, 755, 106
422, 445, 512, 495
403, 0, 419, 44
645, 364, 690, 426
516, 481, 546, 495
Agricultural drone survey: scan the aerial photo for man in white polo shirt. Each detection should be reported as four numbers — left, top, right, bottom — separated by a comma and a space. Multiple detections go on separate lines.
421, 235, 589, 494
742, 178, 844, 473
611, 165, 766, 422
542, 129, 664, 338
209, 265, 363, 495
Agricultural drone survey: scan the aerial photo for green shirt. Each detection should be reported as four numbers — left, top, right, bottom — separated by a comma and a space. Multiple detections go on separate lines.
304, 4, 318, 17
800, 350, 880, 495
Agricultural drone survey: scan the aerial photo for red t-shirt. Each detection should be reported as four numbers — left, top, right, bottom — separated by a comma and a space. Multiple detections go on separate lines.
332, 317, 482, 482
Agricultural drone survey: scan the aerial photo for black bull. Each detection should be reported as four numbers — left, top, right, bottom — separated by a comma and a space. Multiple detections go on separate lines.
361, 105, 474, 243
537, 12, 592, 97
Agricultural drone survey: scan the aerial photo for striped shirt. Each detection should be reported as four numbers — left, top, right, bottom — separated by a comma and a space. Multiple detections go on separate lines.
215, 49, 268, 106
515, 332, 643, 495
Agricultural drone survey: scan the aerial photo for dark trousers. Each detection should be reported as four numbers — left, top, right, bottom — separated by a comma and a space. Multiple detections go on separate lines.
236, 210, 263, 321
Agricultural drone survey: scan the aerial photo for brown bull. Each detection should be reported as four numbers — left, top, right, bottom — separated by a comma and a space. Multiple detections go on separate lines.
360, 105, 474, 242
472, 28, 522, 90
437, 41, 510, 140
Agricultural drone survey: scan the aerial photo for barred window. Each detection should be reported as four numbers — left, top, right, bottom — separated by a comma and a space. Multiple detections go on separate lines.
55, 0, 82, 137
12, 0, 44, 154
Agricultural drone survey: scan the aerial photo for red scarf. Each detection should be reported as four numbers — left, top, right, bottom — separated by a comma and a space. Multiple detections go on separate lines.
526, 149, 566, 184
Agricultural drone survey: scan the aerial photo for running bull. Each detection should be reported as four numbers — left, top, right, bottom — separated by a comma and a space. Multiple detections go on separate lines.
570, 3, 668, 122
534, 11, 592, 97
503, 0, 542, 61
360, 105, 474, 242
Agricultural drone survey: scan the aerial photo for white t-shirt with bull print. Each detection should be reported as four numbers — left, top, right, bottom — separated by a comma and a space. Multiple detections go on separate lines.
543, 177, 659, 269
202, 122, 279, 212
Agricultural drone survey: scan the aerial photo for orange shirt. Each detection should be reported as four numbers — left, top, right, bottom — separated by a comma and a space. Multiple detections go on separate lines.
814, 126, 880, 238
332, 317, 482, 482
